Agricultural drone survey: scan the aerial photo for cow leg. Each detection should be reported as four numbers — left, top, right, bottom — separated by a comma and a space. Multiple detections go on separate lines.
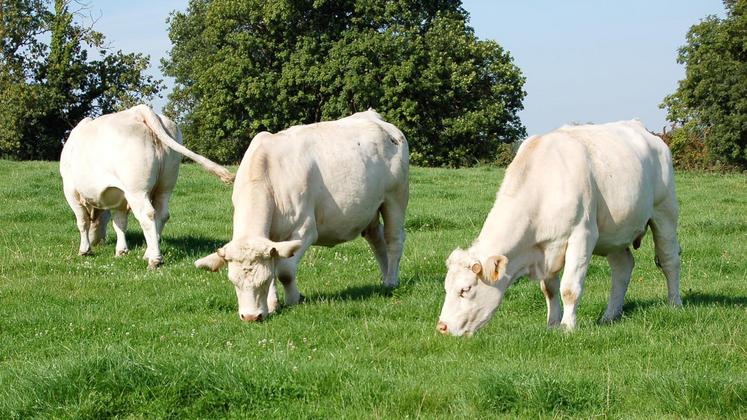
126, 193, 162, 269
63, 187, 93, 256
88, 209, 110, 246
650, 203, 682, 307
559, 228, 597, 329
362, 217, 389, 281
277, 257, 302, 307
266, 280, 280, 314
112, 206, 129, 256
540, 275, 561, 326
381, 197, 406, 288
151, 190, 173, 237
270, 227, 314, 311
602, 247, 634, 322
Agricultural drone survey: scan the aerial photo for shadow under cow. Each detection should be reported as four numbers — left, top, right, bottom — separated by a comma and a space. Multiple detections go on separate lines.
601, 291, 747, 323
301, 274, 427, 304
163, 234, 224, 256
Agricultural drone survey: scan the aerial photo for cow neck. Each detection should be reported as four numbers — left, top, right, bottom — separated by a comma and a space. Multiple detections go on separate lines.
232, 180, 275, 242
231, 141, 278, 242
470, 194, 535, 276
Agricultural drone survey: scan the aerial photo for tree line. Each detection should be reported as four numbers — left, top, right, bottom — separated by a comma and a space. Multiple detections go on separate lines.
1, 0, 744, 169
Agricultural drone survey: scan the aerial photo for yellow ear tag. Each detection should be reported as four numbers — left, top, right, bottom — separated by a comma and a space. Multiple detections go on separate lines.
470, 262, 482, 275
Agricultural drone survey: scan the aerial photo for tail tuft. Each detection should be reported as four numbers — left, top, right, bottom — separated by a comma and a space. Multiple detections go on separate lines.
216, 167, 235, 184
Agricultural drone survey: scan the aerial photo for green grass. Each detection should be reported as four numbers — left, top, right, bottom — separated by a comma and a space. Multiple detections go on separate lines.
0, 160, 745, 418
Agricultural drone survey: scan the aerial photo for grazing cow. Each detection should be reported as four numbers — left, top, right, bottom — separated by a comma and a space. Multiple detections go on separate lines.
60, 104, 234, 268
195, 110, 409, 322
437, 120, 681, 335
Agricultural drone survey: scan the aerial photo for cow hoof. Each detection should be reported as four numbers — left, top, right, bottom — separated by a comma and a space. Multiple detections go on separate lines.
79, 249, 92, 256
560, 324, 576, 333
147, 259, 163, 269
115, 248, 129, 257
383, 281, 399, 289
283, 293, 305, 306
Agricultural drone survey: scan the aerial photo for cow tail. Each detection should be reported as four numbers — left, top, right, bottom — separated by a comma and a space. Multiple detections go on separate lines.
137, 105, 235, 184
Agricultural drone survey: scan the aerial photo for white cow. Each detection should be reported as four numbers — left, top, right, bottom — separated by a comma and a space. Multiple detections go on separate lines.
195, 110, 409, 322
437, 120, 681, 335
60, 104, 234, 268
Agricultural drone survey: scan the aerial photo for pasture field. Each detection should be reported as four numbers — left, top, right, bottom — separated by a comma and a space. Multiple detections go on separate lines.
0, 159, 745, 418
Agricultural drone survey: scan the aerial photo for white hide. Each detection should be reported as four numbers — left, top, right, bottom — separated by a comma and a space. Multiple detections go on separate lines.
438, 120, 681, 335
60, 104, 234, 268
195, 110, 409, 321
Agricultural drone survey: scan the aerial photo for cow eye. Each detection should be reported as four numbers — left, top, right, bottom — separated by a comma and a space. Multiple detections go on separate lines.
459, 286, 472, 297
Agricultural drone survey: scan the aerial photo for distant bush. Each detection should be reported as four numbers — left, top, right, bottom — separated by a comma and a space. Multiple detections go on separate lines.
657, 122, 741, 171
494, 141, 519, 167
657, 122, 710, 170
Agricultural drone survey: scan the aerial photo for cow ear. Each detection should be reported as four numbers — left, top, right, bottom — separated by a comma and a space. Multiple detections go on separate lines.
481, 255, 508, 284
195, 246, 229, 272
269, 240, 304, 258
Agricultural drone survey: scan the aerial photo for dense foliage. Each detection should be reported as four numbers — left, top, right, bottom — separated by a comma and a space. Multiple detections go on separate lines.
0, 0, 162, 160
163, 0, 526, 166
662, 0, 747, 169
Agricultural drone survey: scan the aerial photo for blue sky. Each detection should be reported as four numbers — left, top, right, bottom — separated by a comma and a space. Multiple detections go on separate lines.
92, 0, 726, 135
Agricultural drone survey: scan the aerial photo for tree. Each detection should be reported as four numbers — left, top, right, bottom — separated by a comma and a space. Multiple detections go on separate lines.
661, 0, 747, 168
0, 0, 163, 160
163, 0, 526, 166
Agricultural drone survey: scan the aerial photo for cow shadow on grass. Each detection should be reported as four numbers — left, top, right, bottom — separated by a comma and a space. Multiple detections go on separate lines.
268, 284, 391, 318
601, 291, 747, 323
681, 291, 747, 307
304, 284, 392, 303
122, 232, 146, 249
163, 235, 224, 256
120, 232, 224, 258
300, 274, 429, 305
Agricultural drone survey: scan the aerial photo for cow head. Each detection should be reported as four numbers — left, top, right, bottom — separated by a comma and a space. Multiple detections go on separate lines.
195, 237, 303, 321
437, 248, 509, 336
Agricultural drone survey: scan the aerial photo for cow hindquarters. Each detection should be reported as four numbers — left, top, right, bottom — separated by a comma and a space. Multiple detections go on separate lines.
602, 247, 634, 322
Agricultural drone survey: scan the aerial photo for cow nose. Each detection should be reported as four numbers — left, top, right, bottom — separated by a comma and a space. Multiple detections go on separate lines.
240, 313, 263, 322
436, 321, 448, 335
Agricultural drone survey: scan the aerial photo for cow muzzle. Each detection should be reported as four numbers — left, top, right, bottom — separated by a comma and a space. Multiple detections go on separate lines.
436, 320, 448, 335
240, 313, 264, 322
